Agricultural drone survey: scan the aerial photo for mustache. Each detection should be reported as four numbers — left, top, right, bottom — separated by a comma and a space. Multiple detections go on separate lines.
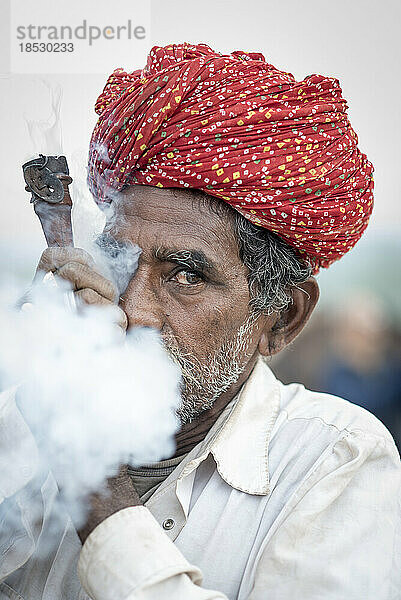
160, 311, 259, 390
161, 331, 203, 389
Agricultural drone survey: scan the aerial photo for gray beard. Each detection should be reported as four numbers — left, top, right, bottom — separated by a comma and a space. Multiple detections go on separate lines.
162, 313, 259, 424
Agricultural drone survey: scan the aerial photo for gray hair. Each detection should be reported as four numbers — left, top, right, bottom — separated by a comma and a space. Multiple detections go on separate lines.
233, 213, 312, 314
192, 191, 312, 315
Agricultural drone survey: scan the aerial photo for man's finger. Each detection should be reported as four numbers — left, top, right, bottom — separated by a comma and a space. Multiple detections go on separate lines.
56, 262, 117, 302
36, 247, 95, 275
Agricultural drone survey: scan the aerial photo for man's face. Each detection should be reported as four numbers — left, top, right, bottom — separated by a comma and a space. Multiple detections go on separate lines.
110, 186, 267, 423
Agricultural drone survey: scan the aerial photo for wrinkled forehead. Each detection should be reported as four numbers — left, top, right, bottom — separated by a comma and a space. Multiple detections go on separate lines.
106, 185, 239, 265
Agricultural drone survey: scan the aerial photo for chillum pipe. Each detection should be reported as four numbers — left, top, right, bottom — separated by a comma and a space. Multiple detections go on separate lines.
23, 154, 74, 247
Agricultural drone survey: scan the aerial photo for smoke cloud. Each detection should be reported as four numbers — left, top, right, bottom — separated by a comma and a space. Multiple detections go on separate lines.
0, 269, 181, 555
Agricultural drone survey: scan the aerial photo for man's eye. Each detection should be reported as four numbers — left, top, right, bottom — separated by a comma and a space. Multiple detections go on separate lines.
173, 270, 203, 285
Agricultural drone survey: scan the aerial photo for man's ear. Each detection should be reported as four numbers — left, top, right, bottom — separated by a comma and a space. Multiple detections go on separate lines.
258, 277, 320, 357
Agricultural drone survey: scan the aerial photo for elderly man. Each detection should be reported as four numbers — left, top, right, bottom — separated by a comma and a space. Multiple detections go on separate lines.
3, 43, 401, 599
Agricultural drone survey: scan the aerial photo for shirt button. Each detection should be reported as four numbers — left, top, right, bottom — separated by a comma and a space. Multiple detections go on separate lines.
162, 518, 175, 530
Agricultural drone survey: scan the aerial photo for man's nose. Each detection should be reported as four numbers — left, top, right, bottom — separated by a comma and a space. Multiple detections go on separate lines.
119, 270, 163, 331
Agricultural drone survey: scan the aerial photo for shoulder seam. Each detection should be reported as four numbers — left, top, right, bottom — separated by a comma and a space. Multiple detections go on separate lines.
284, 411, 394, 445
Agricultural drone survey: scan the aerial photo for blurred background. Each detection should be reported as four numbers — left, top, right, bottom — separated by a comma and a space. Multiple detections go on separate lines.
1, 0, 400, 447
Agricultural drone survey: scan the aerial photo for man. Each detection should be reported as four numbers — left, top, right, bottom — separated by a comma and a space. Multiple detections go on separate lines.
1, 43, 400, 599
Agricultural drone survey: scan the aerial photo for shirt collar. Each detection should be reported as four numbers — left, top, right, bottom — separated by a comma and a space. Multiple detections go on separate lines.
178, 357, 281, 496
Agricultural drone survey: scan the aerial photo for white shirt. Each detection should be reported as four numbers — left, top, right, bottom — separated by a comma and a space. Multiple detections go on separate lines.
0, 358, 400, 599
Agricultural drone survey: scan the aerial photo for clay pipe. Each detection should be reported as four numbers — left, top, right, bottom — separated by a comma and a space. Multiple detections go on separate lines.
23, 154, 74, 247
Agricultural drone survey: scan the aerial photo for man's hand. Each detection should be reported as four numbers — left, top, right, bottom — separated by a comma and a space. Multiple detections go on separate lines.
36, 247, 128, 330
78, 465, 142, 545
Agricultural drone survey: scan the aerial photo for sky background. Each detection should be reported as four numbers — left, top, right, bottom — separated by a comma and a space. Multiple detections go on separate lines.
0, 0, 400, 315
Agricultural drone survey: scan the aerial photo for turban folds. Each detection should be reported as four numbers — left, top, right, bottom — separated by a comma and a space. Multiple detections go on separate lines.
88, 43, 374, 272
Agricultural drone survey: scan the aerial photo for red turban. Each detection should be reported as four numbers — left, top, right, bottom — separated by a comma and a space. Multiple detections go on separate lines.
88, 42, 374, 272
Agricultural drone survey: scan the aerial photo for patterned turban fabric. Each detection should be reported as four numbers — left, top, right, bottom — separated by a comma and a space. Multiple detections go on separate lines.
88, 42, 374, 272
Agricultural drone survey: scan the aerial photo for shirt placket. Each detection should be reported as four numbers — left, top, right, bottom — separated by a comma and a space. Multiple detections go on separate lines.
145, 477, 186, 540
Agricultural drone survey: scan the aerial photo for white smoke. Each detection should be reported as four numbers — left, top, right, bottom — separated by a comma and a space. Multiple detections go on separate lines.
0, 278, 181, 533
24, 80, 64, 157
